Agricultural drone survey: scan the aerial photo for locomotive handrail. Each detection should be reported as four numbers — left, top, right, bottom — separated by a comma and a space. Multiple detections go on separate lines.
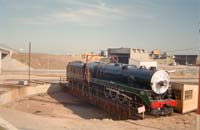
90, 78, 151, 106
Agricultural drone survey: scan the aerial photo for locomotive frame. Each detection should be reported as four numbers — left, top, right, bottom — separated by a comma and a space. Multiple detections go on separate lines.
66, 61, 176, 119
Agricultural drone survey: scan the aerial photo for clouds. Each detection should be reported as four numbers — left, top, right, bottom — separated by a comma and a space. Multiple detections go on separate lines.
10, 0, 158, 26
48, 1, 125, 26
1, 0, 197, 54
13, 0, 126, 26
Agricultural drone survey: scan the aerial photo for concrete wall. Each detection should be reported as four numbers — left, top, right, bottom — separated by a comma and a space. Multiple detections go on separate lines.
0, 84, 62, 105
130, 49, 149, 59
129, 59, 157, 69
0, 117, 19, 130
1, 56, 32, 71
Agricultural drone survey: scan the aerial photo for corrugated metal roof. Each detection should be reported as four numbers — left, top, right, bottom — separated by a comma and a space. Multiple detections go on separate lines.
108, 48, 130, 54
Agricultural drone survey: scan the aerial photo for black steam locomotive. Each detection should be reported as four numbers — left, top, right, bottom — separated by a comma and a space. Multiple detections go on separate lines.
67, 61, 176, 116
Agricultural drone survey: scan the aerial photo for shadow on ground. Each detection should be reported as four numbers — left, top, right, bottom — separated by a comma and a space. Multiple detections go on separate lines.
46, 83, 113, 120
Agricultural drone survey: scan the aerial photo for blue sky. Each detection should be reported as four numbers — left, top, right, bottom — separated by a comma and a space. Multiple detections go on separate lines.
0, 0, 199, 54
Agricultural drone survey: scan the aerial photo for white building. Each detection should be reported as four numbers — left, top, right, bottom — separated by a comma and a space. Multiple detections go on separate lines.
108, 48, 157, 69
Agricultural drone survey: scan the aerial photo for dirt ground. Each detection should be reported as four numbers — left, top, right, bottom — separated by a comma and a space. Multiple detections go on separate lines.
12, 53, 84, 70
0, 60, 199, 130
12, 53, 103, 70
0, 92, 199, 130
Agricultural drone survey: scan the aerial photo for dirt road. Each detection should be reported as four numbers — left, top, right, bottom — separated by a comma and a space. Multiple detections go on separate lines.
0, 92, 199, 130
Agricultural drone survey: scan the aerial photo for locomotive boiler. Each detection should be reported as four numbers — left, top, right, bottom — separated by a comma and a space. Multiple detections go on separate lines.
67, 61, 176, 117
91, 63, 170, 95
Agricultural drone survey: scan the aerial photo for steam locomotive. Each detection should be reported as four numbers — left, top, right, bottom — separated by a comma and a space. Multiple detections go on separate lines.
67, 61, 176, 116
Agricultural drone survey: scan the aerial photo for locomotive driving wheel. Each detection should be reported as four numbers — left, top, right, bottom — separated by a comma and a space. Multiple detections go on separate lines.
118, 94, 126, 103
110, 91, 118, 101
104, 87, 110, 98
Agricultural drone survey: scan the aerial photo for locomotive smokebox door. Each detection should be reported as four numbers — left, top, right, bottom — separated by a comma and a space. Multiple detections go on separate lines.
151, 70, 170, 94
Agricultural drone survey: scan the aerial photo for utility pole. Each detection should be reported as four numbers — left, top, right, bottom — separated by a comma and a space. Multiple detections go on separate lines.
28, 42, 31, 85
198, 56, 200, 114
197, 27, 200, 114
